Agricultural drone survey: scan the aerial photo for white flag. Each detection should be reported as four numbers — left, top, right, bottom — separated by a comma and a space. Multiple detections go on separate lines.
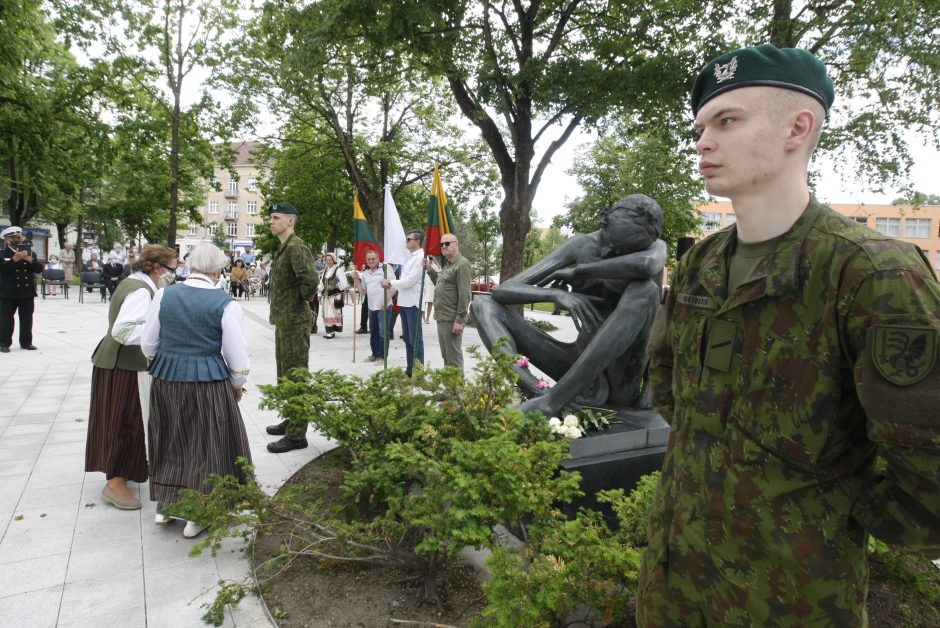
383, 184, 409, 266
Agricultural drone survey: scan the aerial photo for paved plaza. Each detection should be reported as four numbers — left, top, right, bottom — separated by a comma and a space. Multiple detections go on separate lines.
0, 290, 510, 627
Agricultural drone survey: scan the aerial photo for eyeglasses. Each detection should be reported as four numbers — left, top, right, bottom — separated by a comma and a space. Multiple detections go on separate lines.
162, 264, 177, 273
406, 237, 417, 242
441, 241, 455, 247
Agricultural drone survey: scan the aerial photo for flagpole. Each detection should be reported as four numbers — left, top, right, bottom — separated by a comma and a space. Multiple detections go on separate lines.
351, 283, 357, 363
382, 264, 389, 369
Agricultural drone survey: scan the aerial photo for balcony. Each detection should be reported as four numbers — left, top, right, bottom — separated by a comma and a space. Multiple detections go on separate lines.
224, 211, 239, 221
223, 188, 239, 199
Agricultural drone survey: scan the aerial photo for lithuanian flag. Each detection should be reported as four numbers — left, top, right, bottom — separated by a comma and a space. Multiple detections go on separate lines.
424, 164, 456, 256
353, 194, 383, 268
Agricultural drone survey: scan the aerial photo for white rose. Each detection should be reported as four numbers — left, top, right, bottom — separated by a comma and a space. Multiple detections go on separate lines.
548, 417, 562, 428
563, 414, 579, 428
566, 426, 582, 439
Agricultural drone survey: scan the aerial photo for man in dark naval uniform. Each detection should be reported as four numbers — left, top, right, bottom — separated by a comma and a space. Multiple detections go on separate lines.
1, 226, 44, 353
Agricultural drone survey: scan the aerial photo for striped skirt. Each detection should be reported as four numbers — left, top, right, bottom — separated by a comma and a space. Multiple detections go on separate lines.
148, 379, 253, 508
85, 366, 148, 483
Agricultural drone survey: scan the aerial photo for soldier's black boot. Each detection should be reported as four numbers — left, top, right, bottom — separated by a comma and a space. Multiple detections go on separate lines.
265, 419, 289, 435
267, 436, 308, 453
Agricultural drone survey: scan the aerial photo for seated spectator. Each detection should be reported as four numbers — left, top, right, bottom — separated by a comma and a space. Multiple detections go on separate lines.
44, 255, 63, 295
175, 260, 191, 282
229, 259, 248, 298
103, 253, 125, 296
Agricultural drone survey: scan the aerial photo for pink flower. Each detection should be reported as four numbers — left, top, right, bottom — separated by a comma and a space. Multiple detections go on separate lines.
516, 357, 530, 368
536, 379, 551, 390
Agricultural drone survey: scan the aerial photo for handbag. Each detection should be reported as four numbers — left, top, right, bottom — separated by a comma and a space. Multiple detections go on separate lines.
333, 294, 344, 309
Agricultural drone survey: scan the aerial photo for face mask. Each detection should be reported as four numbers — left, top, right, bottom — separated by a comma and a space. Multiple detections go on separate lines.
160, 273, 176, 287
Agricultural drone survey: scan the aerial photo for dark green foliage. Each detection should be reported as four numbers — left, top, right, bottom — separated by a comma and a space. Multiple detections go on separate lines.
477, 474, 660, 627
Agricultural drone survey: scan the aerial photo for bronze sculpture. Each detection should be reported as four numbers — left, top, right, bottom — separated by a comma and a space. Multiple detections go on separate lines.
472, 194, 666, 417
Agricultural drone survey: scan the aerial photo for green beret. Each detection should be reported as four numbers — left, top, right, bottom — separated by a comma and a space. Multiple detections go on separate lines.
270, 201, 298, 215
691, 44, 834, 115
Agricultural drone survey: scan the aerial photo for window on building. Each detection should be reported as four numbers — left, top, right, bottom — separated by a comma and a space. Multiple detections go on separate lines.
208, 200, 219, 214
904, 218, 931, 238
725, 213, 736, 225
247, 178, 257, 192
246, 200, 257, 214
874, 217, 900, 237
853, 216, 868, 225
936, 251, 940, 270
228, 180, 238, 193
700, 212, 721, 231
227, 201, 238, 219
207, 223, 219, 235
227, 223, 237, 237
188, 223, 199, 236
246, 223, 255, 237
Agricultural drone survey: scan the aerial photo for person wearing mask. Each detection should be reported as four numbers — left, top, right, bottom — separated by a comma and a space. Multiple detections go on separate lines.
103, 253, 125, 297
43, 254, 63, 296
86, 245, 177, 510
141, 244, 252, 538
229, 259, 249, 298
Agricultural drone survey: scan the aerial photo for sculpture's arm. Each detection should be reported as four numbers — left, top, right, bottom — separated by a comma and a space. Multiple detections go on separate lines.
490, 236, 584, 307
539, 240, 667, 286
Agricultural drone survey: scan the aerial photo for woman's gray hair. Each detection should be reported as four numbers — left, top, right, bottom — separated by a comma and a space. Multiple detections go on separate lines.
187, 243, 229, 275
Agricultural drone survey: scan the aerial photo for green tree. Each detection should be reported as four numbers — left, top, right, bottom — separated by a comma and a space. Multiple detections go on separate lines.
223, 2, 498, 244
0, 0, 113, 229
99, 85, 214, 245
560, 125, 701, 257
892, 192, 940, 206
118, 0, 242, 248
320, 0, 724, 281
747, 1, 940, 195
467, 208, 501, 281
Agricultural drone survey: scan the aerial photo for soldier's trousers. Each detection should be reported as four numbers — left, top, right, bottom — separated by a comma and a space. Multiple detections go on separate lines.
274, 322, 310, 441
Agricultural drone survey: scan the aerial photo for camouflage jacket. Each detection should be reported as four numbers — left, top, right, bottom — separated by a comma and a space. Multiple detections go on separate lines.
641, 199, 940, 625
269, 233, 317, 326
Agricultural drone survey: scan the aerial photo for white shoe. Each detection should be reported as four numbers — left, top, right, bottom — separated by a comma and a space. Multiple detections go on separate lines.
154, 513, 173, 525
183, 520, 208, 538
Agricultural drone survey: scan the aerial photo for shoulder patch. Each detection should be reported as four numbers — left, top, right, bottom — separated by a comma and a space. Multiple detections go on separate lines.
872, 325, 937, 386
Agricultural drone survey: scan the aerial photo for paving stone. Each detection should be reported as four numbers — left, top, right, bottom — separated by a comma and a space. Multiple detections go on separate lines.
0, 585, 62, 628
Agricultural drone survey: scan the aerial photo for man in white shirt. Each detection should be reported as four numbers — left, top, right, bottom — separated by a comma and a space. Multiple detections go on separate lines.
381, 230, 425, 376
353, 250, 394, 362
82, 241, 101, 264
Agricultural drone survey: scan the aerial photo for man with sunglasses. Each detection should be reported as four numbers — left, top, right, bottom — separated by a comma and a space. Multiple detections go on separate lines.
472, 194, 666, 417
381, 230, 425, 376
424, 234, 471, 371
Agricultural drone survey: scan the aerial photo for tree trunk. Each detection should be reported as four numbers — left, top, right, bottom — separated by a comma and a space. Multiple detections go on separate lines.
769, 0, 794, 47
167, 88, 181, 250
417, 551, 442, 607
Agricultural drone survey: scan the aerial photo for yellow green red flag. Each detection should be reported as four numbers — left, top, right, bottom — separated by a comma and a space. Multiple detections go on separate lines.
353, 194, 382, 268
424, 164, 455, 256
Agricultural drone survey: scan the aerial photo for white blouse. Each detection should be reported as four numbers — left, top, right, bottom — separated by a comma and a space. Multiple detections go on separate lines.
111, 273, 158, 346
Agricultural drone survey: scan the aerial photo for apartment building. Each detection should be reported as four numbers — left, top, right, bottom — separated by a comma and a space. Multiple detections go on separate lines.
177, 141, 266, 257
697, 201, 940, 271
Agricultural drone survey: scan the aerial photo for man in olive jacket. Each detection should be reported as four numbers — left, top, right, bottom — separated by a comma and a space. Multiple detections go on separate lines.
264, 202, 318, 453
424, 234, 471, 371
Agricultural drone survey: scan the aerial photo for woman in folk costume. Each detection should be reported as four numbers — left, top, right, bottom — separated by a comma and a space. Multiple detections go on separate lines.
317, 252, 348, 339
59, 241, 76, 282
141, 244, 252, 538
86, 244, 178, 511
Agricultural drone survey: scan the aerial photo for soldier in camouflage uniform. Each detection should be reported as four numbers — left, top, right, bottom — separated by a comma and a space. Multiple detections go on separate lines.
638, 44, 940, 626
263, 202, 318, 453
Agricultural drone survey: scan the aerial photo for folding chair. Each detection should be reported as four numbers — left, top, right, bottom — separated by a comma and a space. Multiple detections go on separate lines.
41, 269, 69, 299
79, 271, 108, 303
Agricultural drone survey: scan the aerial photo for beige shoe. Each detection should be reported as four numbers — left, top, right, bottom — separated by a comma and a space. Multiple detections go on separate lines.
101, 485, 142, 510
154, 513, 173, 525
